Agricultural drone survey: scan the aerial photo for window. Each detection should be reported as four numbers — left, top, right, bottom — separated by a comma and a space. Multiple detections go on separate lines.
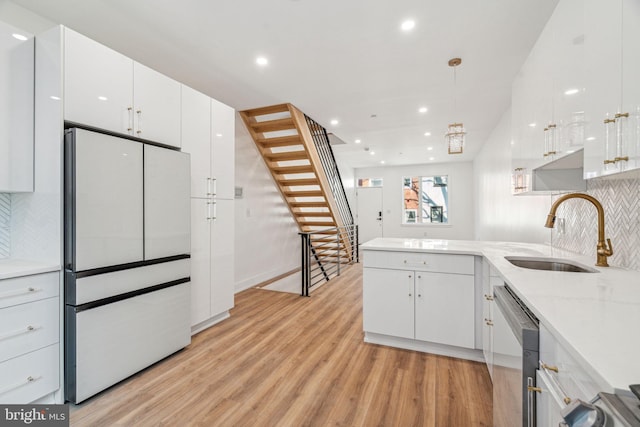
357, 177, 383, 188
402, 176, 448, 224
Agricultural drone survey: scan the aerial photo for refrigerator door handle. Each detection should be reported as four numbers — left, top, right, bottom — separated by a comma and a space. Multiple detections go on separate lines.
207, 201, 216, 221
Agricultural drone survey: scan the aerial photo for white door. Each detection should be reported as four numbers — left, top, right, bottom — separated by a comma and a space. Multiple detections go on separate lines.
356, 187, 383, 244
190, 198, 211, 327
211, 98, 235, 200
133, 62, 181, 147
71, 129, 143, 270
144, 145, 191, 259
211, 199, 235, 316
181, 85, 211, 199
64, 28, 133, 134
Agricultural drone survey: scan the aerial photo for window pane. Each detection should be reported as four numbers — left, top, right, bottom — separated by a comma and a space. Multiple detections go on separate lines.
402, 175, 448, 224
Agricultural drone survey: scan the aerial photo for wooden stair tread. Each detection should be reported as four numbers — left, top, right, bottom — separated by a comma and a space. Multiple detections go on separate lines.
250, 118, 296, 133
265, 151, 309, 161
290, 201, 329, 208
285, 190, 324, 197
299, 221, 337, 227
271, 165, 315, 174
257, 135, 303, 147
279, 178, 320, 186
294, 212, 333, 217
240, 103, 290, 117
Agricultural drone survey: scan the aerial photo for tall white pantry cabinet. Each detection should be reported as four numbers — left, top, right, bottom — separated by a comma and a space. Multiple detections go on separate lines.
181, 86, 235, 333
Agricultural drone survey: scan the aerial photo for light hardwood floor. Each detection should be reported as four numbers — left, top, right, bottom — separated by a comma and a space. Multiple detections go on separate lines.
71, 263, 492, 426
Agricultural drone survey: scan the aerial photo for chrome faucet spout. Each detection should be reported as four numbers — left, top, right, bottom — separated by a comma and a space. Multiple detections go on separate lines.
544, 193, 613, 267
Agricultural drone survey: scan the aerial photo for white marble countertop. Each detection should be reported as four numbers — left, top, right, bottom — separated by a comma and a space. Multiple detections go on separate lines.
361, 237, 640, 394
0, 259, 60, 280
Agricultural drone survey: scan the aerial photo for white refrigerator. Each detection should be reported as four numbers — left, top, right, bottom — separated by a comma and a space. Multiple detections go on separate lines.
64, 128, 191, 403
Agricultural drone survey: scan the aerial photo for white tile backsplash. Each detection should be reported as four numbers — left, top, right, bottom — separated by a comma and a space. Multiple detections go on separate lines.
0, 193, 9, 258
552, 174, 640, 270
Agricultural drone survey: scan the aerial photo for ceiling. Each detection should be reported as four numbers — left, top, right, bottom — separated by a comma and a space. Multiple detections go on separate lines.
10, 0, 558, 168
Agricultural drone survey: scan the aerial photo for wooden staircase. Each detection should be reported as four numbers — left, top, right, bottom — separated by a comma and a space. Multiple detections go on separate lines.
239, 103, 353, 263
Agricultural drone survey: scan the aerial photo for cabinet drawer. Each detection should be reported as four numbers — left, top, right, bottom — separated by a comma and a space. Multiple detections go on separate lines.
0, 344, 59, 404
0, 272, 59, 309
363, 250, 474, 274
539, 324, 603, 401
0, 297, 59, 363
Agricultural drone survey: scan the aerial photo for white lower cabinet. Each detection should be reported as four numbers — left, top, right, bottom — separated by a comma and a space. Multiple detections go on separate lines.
362, 251, 476, 351
190, 198, 235, 331
536, 369, 565, 427
0, 272, 60, 403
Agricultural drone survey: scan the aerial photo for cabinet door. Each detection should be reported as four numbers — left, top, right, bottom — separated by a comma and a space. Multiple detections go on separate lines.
0, 22, 33, 192
211, 199, 235, 316
181, 85, 212, 198
583, 0, 623, 178
133, 62, 181, 148
190, 199, 211, 327
621, 0, 640, 171
211, 98, 235, 200
415, 272, 474, 349
64, 28, 133, 134
536, 370, 566, 427
362, 268, 414, 339
144, 145, 190, 260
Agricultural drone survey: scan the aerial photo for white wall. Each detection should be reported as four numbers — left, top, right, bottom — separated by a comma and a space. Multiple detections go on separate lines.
0, 2, 55, 33
473, 109, 552, 243
234, 115, 300, 292
355, 162, 475, 240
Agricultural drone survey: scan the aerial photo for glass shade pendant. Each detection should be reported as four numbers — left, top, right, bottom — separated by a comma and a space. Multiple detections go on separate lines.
445, 58, 465, 155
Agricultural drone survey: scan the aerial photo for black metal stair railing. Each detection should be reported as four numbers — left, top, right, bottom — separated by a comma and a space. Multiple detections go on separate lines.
300, 224, 359, 296
304, 115, 354, 229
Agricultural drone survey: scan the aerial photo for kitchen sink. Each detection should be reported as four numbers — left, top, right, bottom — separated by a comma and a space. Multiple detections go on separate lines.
505, 256, 598, 273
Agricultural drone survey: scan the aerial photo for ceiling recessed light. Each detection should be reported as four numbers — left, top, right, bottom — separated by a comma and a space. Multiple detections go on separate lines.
424, 132, 431, 137
216, 133, 223, 137
354, 139, 361, 144
330, 119, 339, 126
401, 20, 416, 31
418, 107, 428, 114
564, 88, 580, 95
256, 56, 268, 66
427, 146, 433, 151
370, 151, 375, 155
429, 157, 435, 161
97, 96, 108, 101
528, 123, 537, 128
380, 160, 385, 164
12, 33, 28, 41
586, 136, 596, 141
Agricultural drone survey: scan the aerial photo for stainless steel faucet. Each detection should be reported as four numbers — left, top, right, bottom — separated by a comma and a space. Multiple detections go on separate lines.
544, 193, 613, 267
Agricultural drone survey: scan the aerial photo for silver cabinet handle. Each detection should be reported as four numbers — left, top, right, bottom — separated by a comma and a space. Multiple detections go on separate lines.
484, 294, 494, 301
0, 375, 41, 396
206, 201, 217, 220
127, 107, 133, 132
0, 287, 41, 300
136, 109, 142, 134
0, 324, 38, 341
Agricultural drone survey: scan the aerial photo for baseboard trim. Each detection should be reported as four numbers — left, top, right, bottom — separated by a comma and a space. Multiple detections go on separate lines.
191, 311, 230, 336
364, 332, 485, 363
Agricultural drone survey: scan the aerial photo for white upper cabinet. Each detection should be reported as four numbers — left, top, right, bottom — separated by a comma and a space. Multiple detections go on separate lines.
181, 85, 212, 198
211, 98, 235, 200
511, 0, 585, 188
584, 0, 640, 177
64, 28, 181, 148
133, 62, 181, 147
64, 28, 133, 135
0, 21, 34, 192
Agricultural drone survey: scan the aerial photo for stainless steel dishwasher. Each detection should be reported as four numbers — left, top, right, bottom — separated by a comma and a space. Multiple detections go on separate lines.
493, 284, 540, 427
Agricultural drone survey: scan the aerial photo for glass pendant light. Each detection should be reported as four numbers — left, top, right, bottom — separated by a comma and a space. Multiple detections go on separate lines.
445, 58, 466, 154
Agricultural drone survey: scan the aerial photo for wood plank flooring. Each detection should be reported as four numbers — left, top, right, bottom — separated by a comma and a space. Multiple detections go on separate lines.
70, 263, 492, 426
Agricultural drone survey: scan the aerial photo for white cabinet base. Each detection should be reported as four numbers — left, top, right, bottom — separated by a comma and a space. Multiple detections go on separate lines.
364, 332, 484, 363
190, 310, 230, 336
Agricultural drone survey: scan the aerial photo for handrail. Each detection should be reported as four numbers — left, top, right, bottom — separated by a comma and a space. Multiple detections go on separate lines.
299, 224, 358, 296
304, 114, 354, 229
